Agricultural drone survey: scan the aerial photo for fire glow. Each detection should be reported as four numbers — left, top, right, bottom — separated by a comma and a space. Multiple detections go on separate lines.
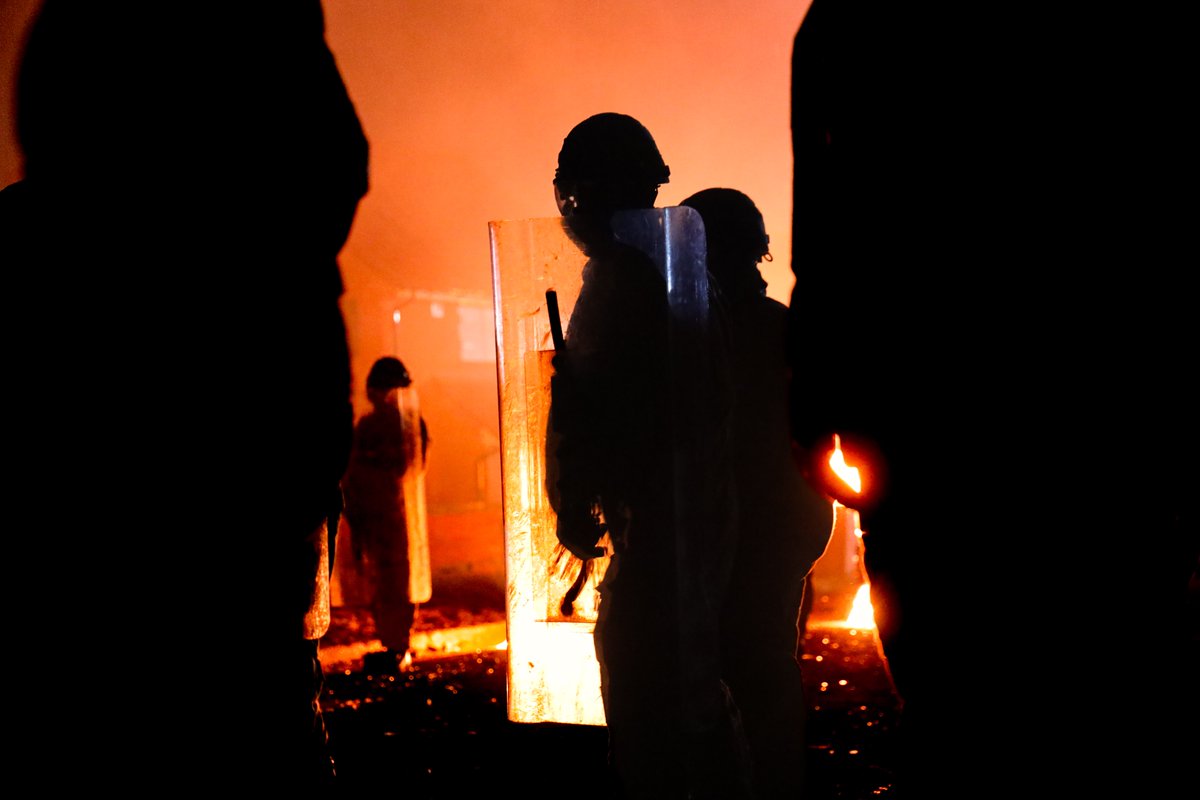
829, 433, 861, 494
829, 434, 876, 631
843, 582, 876, 630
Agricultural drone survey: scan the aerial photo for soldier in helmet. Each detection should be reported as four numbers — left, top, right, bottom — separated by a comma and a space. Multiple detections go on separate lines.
342, 356, 431, 674
546, 113, 753, 800
682, 187, 834, 799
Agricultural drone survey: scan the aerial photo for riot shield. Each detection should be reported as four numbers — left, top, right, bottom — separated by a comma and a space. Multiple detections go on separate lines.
489, 207, 719, 727
490, 215, 602, 725
397, 384, 432, 604
301, 516, 332, 640
612, 207, 730, 745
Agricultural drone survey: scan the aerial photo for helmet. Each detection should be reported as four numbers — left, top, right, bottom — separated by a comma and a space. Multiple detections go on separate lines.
680, 188, 770, 264
366, 356, 412, 390
681, 188, 771, 299
554, 112, 670, 189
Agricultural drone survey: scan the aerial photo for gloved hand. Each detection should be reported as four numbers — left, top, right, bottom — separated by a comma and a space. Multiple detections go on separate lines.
555, 503, 607, 560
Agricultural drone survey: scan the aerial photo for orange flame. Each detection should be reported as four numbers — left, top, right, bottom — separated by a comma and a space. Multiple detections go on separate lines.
829, 433, 862, 494
845, 582, 876, 629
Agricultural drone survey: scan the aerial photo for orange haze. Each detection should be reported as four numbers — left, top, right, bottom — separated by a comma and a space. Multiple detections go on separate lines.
1, 0, 812, 512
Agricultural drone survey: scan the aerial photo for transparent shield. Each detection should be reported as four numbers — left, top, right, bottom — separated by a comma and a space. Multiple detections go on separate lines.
491, 215, 604, 725
301, 516, 332, 640
490, 208, 715, 727
395, 385, 432, 604
614, 206, 728, 737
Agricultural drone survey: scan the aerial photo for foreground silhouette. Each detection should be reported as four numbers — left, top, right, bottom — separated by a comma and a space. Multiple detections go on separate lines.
3, 1, 368, 787
788, 1, 1197, 796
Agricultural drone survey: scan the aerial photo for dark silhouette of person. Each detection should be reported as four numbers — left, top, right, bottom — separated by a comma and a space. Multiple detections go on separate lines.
342, 356, 431, 674
546, 113, 753, 799
787, 2, 1048, 794
2, 1, 367, 788
788, 1, 1197, 797
682, 187, 834, 799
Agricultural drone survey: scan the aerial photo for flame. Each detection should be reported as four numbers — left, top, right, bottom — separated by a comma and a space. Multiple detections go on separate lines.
845, 582, 876, 629
829, 433, 861, 494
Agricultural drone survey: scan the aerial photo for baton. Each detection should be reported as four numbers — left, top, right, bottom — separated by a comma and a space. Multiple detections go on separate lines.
546, 289, 565, 352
